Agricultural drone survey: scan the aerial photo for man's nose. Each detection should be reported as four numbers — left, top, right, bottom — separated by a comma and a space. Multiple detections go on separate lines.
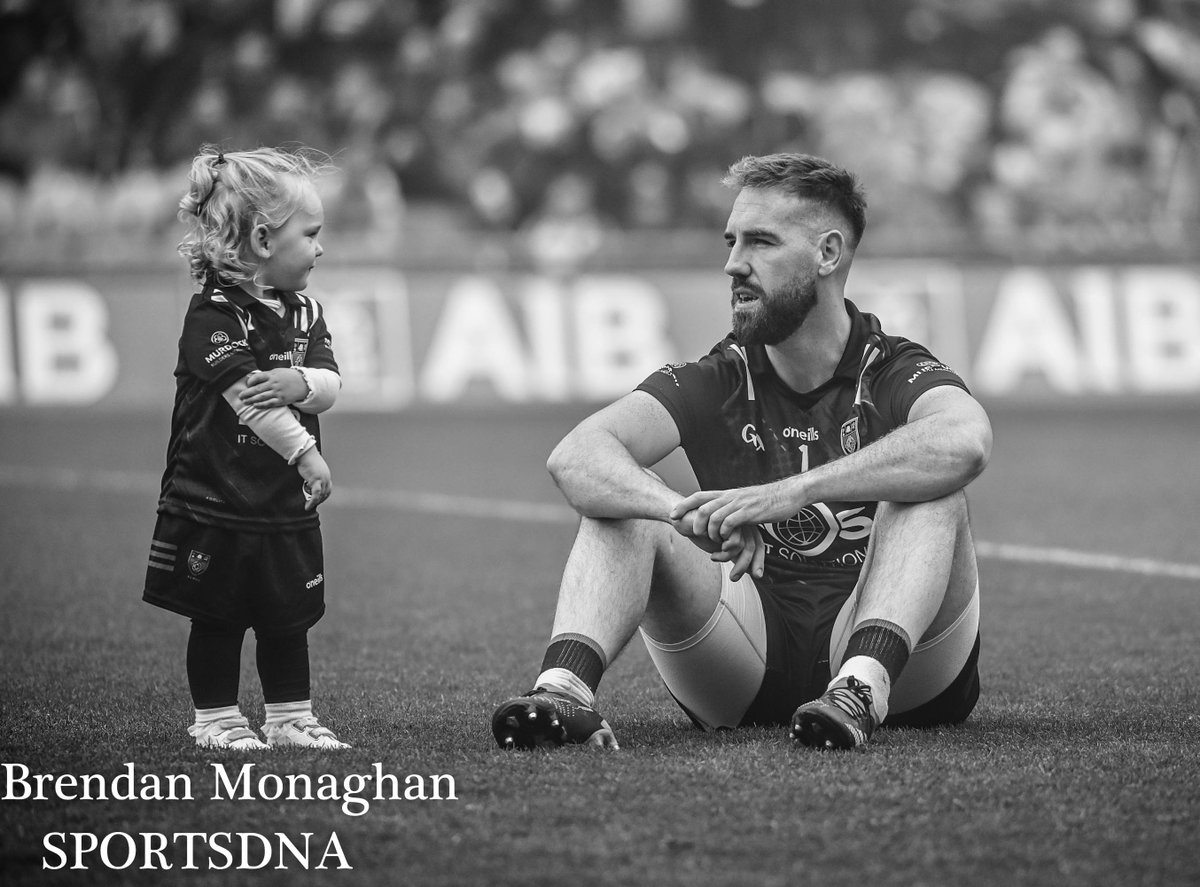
724, 247, 748, 278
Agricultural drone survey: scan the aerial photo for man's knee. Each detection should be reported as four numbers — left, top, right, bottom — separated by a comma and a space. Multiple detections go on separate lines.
576, 514, 667, 551
874, 489, 969, 532
580, 513, 705, 556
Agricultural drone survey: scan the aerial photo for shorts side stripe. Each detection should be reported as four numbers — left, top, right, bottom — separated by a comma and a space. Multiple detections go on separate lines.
149, 538, 177, 572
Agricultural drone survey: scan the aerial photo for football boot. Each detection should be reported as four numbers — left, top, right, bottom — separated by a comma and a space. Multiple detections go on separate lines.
492, 688, 619, 750
791, 676, 880, 750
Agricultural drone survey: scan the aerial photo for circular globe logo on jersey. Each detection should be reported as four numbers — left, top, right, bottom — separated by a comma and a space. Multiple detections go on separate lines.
211, 331, 230, 345
763, 503, 840, 556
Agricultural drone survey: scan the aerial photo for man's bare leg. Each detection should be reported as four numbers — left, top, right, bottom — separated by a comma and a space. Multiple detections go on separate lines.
493, 516, 724, 749
793, 490, 978, 748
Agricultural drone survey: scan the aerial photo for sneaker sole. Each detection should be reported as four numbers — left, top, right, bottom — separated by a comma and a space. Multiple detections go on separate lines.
791, 709, 865, 750
492, 698, 567, 750
195, 739, 269, 750
265, 733, 350, 750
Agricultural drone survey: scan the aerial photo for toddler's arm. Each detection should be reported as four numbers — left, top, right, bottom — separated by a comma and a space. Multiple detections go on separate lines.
222, 375, 317, 464
239, 366, 340, 412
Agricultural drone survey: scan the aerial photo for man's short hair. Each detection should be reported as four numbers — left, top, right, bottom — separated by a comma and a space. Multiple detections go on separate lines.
723, 153, 867, 248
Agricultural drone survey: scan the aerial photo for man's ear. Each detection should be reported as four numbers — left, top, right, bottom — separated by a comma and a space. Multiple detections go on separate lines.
816, 229, 846, 277
250, 223, 272, 259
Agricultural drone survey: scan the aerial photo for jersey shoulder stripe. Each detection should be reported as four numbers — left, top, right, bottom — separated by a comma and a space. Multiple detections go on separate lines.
726, 342, 755, 401
198, 290, 253, 337
292, 293, 323, 332
854, 340, 884, 406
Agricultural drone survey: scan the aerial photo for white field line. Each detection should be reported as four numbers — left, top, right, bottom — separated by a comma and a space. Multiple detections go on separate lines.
3, 465, 1198, 582
972, 541, 1200, 582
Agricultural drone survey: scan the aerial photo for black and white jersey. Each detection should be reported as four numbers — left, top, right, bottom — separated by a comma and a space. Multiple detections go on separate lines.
637, 299, 968, 589
157, 277, 339, 532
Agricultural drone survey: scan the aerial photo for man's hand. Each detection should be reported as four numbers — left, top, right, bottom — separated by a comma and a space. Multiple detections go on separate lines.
671, 477, 803, 542
296, 447, 332, 511
240, 368, 308, 408
670, 510, 766, 581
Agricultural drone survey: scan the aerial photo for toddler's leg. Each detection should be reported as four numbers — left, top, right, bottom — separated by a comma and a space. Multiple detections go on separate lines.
186, 620, 266, 749
258, 631, 349, 749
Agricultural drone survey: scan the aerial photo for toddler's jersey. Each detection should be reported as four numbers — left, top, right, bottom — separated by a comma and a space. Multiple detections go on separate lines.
157, 278, 338, 532
637, 299, 968, 589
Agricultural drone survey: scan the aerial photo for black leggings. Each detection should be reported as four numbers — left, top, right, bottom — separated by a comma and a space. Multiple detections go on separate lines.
186, 621, 310, 709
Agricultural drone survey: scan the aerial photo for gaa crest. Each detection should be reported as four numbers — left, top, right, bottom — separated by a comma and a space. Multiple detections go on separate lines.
292, 336, 309, 367
187, 550, 212, 576
840, 416, 860, 455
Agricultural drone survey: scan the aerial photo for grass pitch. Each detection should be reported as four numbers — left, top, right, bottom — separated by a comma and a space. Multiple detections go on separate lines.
1, 405, 1198, 886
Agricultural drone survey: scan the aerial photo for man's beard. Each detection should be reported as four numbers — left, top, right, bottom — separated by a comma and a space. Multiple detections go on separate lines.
731, 271, 818, 345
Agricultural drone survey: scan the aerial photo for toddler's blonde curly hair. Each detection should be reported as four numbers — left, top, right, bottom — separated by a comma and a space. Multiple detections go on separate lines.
177, 145, 333, 284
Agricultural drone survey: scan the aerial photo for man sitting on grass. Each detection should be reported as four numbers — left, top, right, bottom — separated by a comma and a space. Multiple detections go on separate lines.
491, 153, 992, 751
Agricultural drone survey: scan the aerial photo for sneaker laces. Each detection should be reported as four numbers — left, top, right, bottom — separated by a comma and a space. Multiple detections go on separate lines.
525, 687, 588, 718
826, 678, 875, 722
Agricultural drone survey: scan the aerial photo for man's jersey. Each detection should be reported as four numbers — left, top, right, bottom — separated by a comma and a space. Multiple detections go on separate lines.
637, 299, 968, 589
156, 277, 339, 532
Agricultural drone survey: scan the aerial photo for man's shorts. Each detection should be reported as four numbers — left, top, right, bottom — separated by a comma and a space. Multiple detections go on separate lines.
143, 513, 325, 636
641, 563, 980, 731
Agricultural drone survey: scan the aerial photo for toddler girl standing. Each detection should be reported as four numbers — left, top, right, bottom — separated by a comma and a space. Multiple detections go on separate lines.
144, 146, 349, 750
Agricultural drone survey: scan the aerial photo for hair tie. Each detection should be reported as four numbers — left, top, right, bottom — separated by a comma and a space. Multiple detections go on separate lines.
195, 152, 226, 216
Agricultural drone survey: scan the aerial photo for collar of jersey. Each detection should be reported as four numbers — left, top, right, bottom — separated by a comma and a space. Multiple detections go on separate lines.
740, 297, 871, 392
206, 279, 301, 313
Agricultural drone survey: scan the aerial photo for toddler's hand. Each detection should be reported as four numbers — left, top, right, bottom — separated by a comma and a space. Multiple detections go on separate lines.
297, 447, 331, 511
240, 368, 308, 408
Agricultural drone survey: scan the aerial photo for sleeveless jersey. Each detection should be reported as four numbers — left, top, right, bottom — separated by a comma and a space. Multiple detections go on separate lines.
157, 278, 339, 532
637, 299, 968, 590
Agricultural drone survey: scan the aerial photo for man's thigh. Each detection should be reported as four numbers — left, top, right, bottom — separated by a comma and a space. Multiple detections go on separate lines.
640, 562, 767, 730
639, 524, 734, 644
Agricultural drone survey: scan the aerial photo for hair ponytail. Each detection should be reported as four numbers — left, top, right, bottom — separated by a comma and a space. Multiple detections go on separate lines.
176, 145, 332, 284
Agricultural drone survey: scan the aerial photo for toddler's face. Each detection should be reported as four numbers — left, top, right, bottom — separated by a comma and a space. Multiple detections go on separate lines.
260, 189, 325, 292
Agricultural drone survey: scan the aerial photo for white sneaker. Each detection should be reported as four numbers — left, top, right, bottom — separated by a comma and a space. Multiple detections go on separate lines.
263, 716, 350, 749
188, 716, 269, 750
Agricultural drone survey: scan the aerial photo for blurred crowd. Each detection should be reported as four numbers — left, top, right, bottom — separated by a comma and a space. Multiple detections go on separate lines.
1, 0, 1199, 268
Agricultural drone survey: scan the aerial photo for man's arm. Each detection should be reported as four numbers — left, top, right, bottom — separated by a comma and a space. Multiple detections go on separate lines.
673, 385, 992, 540
800, 385, 991, 504
547, 390, 685, 521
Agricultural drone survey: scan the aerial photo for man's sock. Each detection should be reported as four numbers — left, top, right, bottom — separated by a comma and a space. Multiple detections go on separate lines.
534, 634, 607, 708
834, 621, 913, 724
